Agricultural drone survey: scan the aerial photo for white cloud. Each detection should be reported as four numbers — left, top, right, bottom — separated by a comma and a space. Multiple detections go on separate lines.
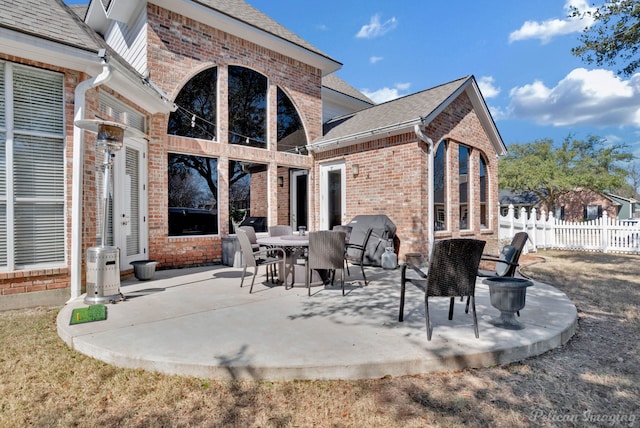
509, 0, 595, 44
478, 76, 500, 98
507, 68, 640, 127
369, 56, 384, 64
361, 82, 411, 103
356, 14, 397, 39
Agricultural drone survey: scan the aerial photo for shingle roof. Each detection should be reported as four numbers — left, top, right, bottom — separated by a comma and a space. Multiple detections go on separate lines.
195, 0, 335, 61
0, 0, 102, 52
320, 76, 470, 142
322, 73, 374, 105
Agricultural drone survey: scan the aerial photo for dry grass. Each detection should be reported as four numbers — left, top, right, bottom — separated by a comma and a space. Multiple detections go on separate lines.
1, 250, 639, 427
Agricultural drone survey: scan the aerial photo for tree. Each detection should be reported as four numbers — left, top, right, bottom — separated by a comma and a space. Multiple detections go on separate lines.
499, 135, 633, 212
571, 0, 640, 76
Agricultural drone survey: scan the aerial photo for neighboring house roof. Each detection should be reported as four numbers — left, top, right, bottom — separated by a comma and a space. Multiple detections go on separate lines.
322, 73, 375, 106
499, 190, 541, 206
605, 192, 638, 205
85, 0, 342, 75
310, 75, 506, 156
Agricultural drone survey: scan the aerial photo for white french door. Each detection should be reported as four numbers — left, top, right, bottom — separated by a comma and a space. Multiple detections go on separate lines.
319, 161, 346, 230
113, 139, 148, 269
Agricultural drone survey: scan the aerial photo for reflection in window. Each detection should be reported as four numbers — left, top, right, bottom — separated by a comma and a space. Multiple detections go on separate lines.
277, 88, 307, 153
479, 154, 488, 228
459, 145, 471, 230
229, 160, 268, 232
167, 153, 218, 236
434, 140, 447, 231
168, 67, 217, 139
228, 66, 267, 148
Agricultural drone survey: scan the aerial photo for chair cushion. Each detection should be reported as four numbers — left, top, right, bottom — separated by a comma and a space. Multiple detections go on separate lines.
495, 245, 516, 276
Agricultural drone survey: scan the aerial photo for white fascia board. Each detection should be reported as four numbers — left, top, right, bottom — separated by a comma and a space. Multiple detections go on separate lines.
104, 60, 176, 114
308, 118, 422, 153
151, 0, 341, 75
322, 86, 373, 111
85, 0, 109, 35
465, 80, 507, 156
1, 29, 174, 115
0, 28, 99, 73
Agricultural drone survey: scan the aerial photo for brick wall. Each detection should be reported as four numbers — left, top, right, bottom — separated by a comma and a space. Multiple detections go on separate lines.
312, 93, 501, 260
145, 4, 320, 268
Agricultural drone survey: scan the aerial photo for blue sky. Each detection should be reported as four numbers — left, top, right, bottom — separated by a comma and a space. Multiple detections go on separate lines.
66, 0, 640, 156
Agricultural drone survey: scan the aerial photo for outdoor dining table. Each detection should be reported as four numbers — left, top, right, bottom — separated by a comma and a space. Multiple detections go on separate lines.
256, 234, 325, 288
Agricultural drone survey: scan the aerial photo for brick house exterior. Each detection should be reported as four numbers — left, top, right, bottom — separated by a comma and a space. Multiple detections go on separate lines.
0, 0, 505, 310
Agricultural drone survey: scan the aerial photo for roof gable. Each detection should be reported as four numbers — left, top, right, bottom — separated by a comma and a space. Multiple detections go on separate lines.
87, 0, 342, 75
311, 76, 506, 155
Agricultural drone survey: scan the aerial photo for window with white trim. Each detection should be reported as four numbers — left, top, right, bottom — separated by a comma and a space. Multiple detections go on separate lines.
0, 62, 65, 269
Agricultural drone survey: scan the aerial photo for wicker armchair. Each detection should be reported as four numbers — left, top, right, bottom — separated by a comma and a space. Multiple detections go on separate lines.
236, 228, 285, 293
399, 239, 486, 340
306, 230, 347, 296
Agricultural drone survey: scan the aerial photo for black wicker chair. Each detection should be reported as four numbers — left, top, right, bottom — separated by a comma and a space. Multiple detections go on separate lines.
399, 239, 486, 340
478, 232, 528, 278
306, 230, 347, 296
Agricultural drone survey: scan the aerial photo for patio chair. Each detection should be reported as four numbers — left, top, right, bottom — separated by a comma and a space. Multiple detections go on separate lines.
478, 232, 529, 278
238, 225, 260, 252
332, 224, 353, 274
306, 230, 347, 296
269, 225, 293, 237
236, 228, 285, 293
344, 227, 373, 286
399, 238, 486, 340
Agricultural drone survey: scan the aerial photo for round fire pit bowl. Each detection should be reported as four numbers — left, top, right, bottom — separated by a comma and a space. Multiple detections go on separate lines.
483, 277, 534, 330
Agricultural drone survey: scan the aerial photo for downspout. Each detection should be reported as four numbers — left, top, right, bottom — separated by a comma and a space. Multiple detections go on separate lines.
69, 52, 112, 301
414, 123, 437, 259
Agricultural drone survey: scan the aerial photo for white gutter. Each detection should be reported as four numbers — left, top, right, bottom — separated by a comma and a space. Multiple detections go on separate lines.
69, 52, 113, 301
414, 123, 438, 259
308, 118, 423, 153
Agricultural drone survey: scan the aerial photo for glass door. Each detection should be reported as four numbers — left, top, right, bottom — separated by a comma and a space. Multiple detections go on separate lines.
290, 169, 308, 230
320, 161, 346, 230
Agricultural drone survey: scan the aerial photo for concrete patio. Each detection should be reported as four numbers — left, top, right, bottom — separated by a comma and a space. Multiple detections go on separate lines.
57, 264, 577, 381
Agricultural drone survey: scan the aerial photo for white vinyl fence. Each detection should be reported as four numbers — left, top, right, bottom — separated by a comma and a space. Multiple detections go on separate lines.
499, 205, 640, 254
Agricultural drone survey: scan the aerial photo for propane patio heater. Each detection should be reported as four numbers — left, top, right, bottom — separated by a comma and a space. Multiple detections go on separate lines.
75, 119, 143, 304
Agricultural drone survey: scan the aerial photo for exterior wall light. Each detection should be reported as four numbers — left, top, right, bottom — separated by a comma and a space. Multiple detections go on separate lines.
352, 164, 360, 177
278, 176, 284, 187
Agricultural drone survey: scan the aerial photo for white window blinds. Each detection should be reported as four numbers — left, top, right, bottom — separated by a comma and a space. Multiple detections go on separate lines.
0, 62, 65, 269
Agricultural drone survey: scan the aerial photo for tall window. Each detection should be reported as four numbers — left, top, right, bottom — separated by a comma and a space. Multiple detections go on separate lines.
167, 153, 219, 236
0, 62, 65, 268
168, 67, 217, 139
277, 88, 306, 153
479, 154, 488, 228
228, 66, 267, 148
459, 145, 471, 230
433, 140, 447, 231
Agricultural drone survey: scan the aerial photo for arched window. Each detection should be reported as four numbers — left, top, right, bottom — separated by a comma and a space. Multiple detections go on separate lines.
459, 145, 471, 230
277, 88, 306, 153
479, 154, 488, 228
434, 140, 447, 231
168, 67, 217, 139
228, 66, 267, 148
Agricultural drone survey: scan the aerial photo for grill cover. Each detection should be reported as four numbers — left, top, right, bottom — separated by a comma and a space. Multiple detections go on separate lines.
346, 215, 397, 266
